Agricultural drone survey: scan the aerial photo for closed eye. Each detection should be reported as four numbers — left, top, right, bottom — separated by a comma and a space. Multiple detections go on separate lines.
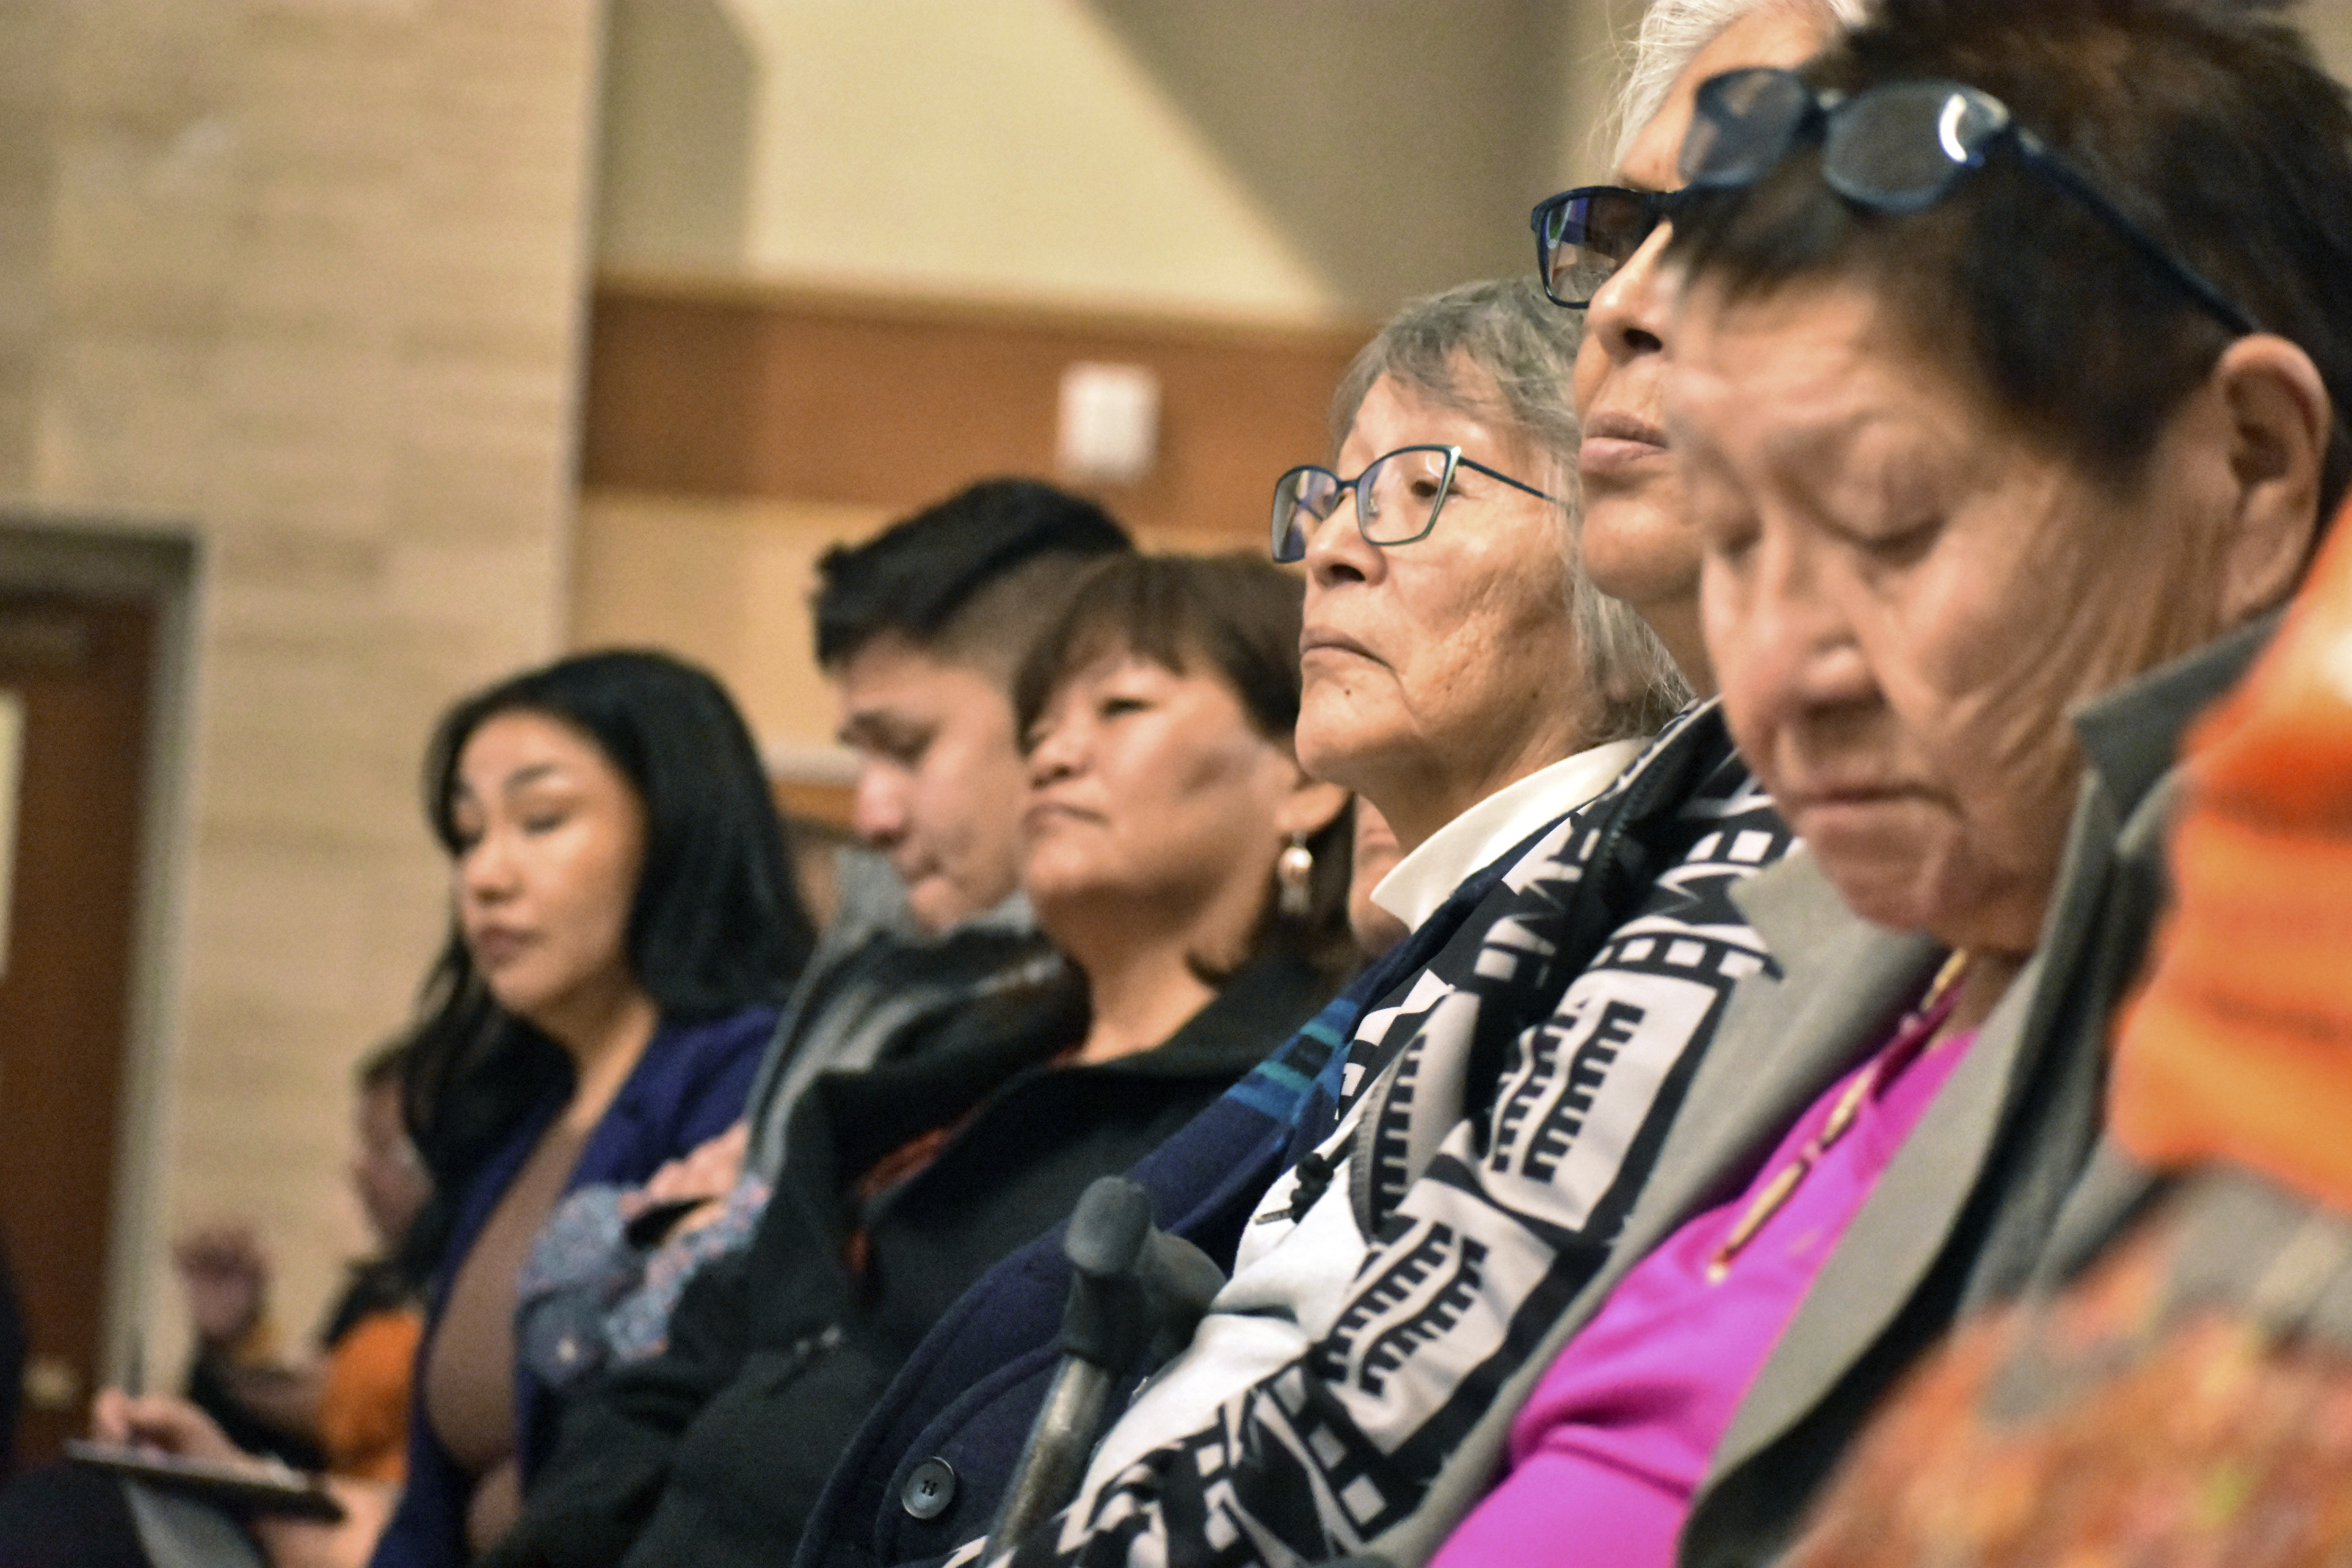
846, 722, 933, 768
1704, 521, 1760, 570
1838, 515, 1941, 570
1690, 488, 1761, 568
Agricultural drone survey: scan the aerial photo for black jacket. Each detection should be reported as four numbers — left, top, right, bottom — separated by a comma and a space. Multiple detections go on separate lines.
484, 953, 1331, 1568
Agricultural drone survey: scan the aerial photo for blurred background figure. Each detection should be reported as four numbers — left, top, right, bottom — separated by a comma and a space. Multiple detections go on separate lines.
175, 1041, 430, 1477
0, 649, 815, 1568
0, 1039, 431, 1568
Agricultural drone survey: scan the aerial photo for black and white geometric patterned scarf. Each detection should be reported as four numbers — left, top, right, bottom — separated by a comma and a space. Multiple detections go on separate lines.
987, 702, 1795, 1568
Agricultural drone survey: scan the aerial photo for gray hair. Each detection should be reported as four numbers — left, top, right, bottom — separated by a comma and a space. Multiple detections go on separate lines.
1610, 0, 1876, 165
1329, 278, 1691, 746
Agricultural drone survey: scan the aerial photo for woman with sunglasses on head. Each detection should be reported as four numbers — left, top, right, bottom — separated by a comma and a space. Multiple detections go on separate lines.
1426, 0, 2352, 1564
1781, 484, 2352, 1568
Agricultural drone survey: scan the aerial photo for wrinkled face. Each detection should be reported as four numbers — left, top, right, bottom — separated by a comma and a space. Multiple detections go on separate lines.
1675, 278, 2242, 955
1022, 651, 1300, 936
1296, 370, 1586, 844
1573, 4, 1837, 681
835, 635, 1029, 933
450, 710, 647, 1034
350, 1080, 429, 1252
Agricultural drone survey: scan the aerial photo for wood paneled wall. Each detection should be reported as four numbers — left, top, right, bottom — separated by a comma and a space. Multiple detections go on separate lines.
581, 273, 1374, 539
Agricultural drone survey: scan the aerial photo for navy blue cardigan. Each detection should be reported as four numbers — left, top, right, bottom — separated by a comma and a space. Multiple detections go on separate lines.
368, 1005, 772, 1568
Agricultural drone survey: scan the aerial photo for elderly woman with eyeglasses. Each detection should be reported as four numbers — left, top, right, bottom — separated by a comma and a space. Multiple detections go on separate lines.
1414, 1, 2352, 1566
1269, 284, 1686, 871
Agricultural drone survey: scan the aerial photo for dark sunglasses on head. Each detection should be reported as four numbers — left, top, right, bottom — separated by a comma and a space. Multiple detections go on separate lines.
1676, 66, 2259, 336
1530, 68, 2261, 336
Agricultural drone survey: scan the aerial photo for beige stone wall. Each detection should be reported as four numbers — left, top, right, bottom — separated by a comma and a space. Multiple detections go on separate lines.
598, 0, 2352, 323
2312, 0, 2352, 82
570, 491, 888, 764
598, 0, 1595, 322
0, 1, 601, 1377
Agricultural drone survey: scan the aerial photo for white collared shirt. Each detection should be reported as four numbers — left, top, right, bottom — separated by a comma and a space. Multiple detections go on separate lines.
1369, 737, 1649, 934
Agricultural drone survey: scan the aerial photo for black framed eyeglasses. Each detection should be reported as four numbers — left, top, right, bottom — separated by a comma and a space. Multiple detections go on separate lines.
1270, 445, 1561, 564
1679, 66, 2259, 337
1529, 185, 1691, 309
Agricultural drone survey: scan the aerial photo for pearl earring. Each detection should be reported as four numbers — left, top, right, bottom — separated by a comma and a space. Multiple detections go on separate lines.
1277, 832, 1315, 918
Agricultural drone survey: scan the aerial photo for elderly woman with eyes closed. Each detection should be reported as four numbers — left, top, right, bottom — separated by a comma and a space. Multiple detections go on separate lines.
1416, 0, 2352, 1564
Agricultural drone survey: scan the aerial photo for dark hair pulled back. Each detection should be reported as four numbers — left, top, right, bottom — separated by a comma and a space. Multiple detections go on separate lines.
1013, 552, 1357, 985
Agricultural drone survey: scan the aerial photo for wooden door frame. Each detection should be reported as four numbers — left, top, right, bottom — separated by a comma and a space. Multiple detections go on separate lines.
0, 516, 200, 1392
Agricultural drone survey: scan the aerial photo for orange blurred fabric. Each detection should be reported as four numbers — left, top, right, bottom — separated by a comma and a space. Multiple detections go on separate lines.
2111, 491, 2352, 1210
317, 1305, 424, 1483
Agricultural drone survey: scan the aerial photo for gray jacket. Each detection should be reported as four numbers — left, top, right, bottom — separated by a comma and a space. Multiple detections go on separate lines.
1372, 616, 2272, 1568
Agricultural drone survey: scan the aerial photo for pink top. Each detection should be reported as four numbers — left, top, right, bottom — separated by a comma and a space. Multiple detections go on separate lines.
1430, 997, 1976, 1568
